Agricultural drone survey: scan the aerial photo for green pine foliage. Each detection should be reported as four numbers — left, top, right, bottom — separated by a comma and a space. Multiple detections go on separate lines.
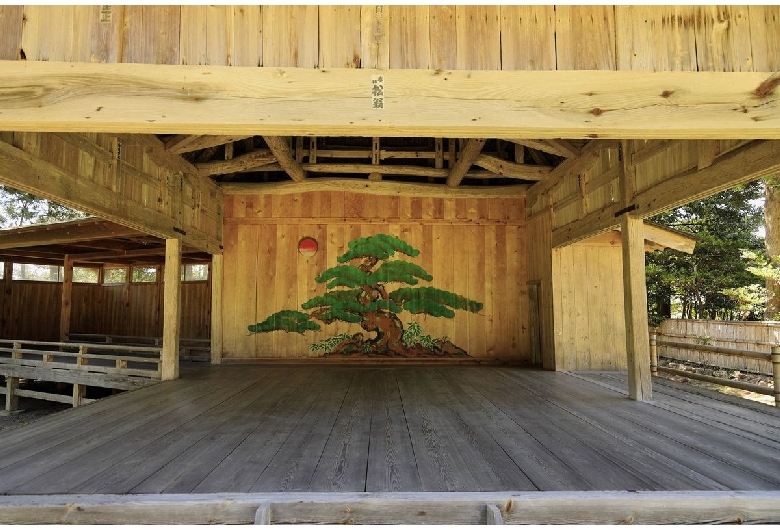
368, 260, 433, 285
337, 233, 420, 263
248, 310, 321, 334
390, 286, 483, 317
315, 265, 369, 289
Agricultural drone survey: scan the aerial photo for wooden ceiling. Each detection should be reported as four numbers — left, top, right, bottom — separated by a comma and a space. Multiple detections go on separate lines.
161, 134, 578, 190
0, 219, 212, 267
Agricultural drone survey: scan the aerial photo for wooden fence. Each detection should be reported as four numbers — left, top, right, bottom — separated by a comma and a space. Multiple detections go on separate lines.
0, 339, 161, 411
652, 319, 780, 406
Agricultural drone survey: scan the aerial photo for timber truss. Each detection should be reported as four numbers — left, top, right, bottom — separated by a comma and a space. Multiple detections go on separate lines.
162, 134, 579, 190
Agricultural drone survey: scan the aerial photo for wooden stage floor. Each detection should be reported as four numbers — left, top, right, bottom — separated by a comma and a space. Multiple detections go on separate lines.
1, 365, 779, 495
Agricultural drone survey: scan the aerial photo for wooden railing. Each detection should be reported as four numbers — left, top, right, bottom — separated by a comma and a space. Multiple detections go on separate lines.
0, 339, 161, 412
67, 333, 210, 355
650, 332, 780, 406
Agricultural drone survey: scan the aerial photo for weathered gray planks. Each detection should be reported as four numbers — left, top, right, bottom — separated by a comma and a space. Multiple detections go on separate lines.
2, 364, 780, 495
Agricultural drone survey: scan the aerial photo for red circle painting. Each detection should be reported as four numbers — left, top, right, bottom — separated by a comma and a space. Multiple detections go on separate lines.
298, 237, 318, 257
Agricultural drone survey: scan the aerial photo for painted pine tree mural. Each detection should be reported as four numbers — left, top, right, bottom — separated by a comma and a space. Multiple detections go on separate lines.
248, 234, 483, 357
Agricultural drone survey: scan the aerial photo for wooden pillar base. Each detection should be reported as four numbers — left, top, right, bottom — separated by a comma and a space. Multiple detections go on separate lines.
72, 383, 86, 408
5, 376, 19, 412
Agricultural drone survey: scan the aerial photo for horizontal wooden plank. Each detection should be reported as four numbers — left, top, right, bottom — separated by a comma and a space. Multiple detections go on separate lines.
657, 366, 774, 396
656, 340, 770, 361
0, 62, 779, 138
0, 364, 158, 390
221, 178, 527, 199
1, 491, 780, 524
0, 221, 137, 250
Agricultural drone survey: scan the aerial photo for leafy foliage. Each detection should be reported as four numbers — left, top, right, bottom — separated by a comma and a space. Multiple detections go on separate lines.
337, 233, 420, 263
0, 185, 86, 228
402, 322, 444, 349
248, 310, 321, 334
647, 181, 765, 322
390, 286, 484, 318
310, 333, 354, 354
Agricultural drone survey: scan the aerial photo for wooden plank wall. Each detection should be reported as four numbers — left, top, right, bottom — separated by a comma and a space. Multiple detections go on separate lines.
526, 209, 554, 370
0, 280, 210, 341
552, 243, 627, 371
222, 192, 528, 361
0, 5, 775, 73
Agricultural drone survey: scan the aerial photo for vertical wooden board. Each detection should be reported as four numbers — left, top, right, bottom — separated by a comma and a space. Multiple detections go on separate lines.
554, 245, 576, 370
606, 245, 626, 369
20, 5, 74, 61
398, 196, 412, 220
484, 226, 498, 357
431, 224, 455, 348
376, 195, 399, 220
569, 246, 587, 370
465, 226, 486, 357
388, 5, 429, 69
429, 5, 456, 70
325, 223, 346, 342
344, 193, 365, 219
449, 225, 471, 354
273, 224, 300, 357
494, 225, 512, 357
231, 5, 262, 67
205, 5, 231, 66
555, 5, 616, 70
508, 224, 529, 359
319, 6, 361, 68
330, 191, 345, 218
0, 5, 23, 60
120, 6, 180, 64
66, 5, 121, 63
262, 5, 318, 67
500, 5, 556, 70
360, 5, 389, 69
179, 5, 208, 65
443, 198, 457, 220
694, 5, 753, 72
455, 6, 501, 70
362, 192, 378, 219
222, 224, 255, 357
615, 6, 697, 71
748, 5, 780, 71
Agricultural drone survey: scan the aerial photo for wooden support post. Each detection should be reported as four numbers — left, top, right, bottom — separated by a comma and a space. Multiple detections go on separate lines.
621, 214, 652, 401
254, 503, 271, 525
434, 138, 444, 169
60, 255, 73, 342
486, 504, 504, 525
210, 253, 223, 365
72, 383, 85, 408
649, 332, 658, 376
772, 346, 780, 407
309, 137, 317, 164
446, 138, 486, 187
4, 376, 18, 413
161, 238, 182, 381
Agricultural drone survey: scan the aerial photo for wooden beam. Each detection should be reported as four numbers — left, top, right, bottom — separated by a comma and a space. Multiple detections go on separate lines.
447, 139, 486, 187
3, 62, 779, 138
527, 140, 610, 207
165, 134, 253, 154
196, 149, 275, 177
584, 224, 696, 254
263, 136, 307, 182
59, 255, 73, 343
221, 178, 527, 199
506, 139, 581, 158
0, 221, 138, 250
0, 137, 221, 254
210, 253, 223, 365
161, 238, 182, 381
552, 140, 780, 247
473, 154, 552, 181
621, 214, 652, 402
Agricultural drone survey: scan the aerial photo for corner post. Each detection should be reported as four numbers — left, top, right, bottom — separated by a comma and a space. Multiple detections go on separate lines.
772, 345, 780, 407
210, 253, 223, 365
162, 238, 182, 381
621, 214, 652, 401
60, 254, 73, 342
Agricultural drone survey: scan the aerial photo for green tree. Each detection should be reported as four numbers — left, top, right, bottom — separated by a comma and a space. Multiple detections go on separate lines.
249, 234, 483, 357
0, 185, 86, 228
646, 181, 765, 323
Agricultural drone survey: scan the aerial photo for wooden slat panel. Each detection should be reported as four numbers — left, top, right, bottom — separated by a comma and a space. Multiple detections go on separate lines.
319, 6, 361, 69
500, 5, 556, 70
120, 6, 181, 65
0, 5, 23, 60
70, 5, 122, 63
231, 6, 263, 67
20, 5, 74, 61
615, 6, 697, 72
360, 5, 389, 70
428, 6, 456, 70
555, 5, 617, 70
455, 6, 501, 70
694, 5, 754, 72
388, 5, 429, 69
262, 5, 318, 68
749, 5, 780, 71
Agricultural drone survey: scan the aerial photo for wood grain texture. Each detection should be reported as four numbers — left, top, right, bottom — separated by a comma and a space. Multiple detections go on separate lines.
319, 6, 361, 69
120, 6, 180, 65
389, 5, 429, 69
0, 5, 23, 60
615, 6, 697, 72
262, 5, 318, 68
500, 6, 556, 71
456, 6, 501, 70
555, 5, 617, 70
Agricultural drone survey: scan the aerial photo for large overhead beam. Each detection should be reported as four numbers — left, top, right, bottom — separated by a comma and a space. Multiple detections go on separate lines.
0, 221, 137, 250
0, 138, 221, 254
220, 178, 528, 199
0, 62, 778, 139
552, 140, 780, 248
